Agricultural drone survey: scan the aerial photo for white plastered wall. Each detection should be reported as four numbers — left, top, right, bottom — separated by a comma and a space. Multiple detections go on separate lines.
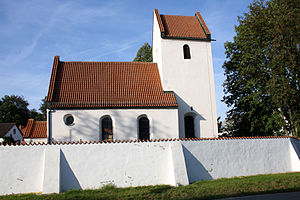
0, 145, 45, 195
181, 138, 297, 183
152, 12, 163, 83
24, 138, 47, 143
152, 13, 218, 138
50, 108, 179, 142
59, 142, 176, 191
0, 138, 299, 195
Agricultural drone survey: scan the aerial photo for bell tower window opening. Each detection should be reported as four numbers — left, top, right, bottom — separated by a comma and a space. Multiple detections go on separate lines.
183, 44, 191, 59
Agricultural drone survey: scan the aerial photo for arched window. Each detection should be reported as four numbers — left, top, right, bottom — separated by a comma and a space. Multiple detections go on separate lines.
183, 44, 191, 59
184, 116, 195, 138
102, 116, 113, 141
138, 116, 150, 140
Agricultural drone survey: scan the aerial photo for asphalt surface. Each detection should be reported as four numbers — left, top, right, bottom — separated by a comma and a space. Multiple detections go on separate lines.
219, 191, 300, 200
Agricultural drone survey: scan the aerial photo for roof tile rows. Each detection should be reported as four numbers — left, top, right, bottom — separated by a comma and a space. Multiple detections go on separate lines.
154, 9, 211, 40
21, 119, 47, 138
46, 57, 178, 108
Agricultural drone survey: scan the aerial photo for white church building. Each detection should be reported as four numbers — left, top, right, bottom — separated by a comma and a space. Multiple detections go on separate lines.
46, 9, 218, 142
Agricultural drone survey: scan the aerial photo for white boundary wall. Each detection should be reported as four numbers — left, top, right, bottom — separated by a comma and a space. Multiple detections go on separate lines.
0, 137, 299, 195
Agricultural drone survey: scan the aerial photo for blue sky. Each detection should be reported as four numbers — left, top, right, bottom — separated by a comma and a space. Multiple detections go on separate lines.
0, 0, 253, 119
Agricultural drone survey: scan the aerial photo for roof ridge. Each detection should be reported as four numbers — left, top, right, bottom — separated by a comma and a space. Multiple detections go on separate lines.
62, 61, 157, 64
162, 14, 195, 17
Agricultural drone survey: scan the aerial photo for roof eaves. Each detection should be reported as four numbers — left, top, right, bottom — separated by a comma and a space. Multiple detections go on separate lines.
48, 104, 178, 109
46, 56, 60, 102
162, 36, 213, 41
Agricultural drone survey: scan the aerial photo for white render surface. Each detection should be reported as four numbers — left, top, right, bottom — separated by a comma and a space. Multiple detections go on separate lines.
24, 138, 47, 143
59, 142, 175, 191
0, 138, 299, 195
50, 108, 179, 142
152, 12, 218, 138
181, 138, 297, 182
0, 145, 45, 195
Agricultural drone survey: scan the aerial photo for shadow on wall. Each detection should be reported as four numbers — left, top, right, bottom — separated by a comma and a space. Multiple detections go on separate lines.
182, 145, 212, 183
175, 94, 206, 138
60, 150, 82, 192
291, 138, 300, 159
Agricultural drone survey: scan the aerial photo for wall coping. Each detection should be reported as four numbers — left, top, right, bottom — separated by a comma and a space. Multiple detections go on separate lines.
0, 136, 298, 146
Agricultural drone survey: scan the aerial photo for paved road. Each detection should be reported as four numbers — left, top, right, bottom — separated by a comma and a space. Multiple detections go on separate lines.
219, 192, 300, 200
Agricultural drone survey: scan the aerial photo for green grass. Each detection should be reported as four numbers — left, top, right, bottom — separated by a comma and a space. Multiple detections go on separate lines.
1, 172, 300, 200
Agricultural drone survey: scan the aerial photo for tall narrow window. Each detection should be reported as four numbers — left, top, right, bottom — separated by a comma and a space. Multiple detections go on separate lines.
183, 44, 191, 59
102, 116, 113, 141
184, 116, 195, 138
138, 116, 150, 140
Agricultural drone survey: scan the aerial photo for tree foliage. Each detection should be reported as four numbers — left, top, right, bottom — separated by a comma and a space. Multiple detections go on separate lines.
0, 95, 47, 126
0, 95, 30, 126
133, 43, 153, 62
222, 0, 299, 137
38, 97, 47, 121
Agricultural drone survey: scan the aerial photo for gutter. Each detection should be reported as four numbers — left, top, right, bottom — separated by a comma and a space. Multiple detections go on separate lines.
47, 108, 52, 144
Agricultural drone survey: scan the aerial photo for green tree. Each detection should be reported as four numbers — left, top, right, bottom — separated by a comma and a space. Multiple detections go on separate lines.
217, 116, 223, 134
222, 0, 299, 137
28, 97, 47, 121
133, 43, 153, 62
0, 95, 30, 126
38, 97, 47, 121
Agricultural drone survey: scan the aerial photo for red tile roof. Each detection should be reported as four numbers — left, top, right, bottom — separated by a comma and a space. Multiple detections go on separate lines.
46, 56, 178, 108
154, 9, 211, 40
22, 119, 47, 138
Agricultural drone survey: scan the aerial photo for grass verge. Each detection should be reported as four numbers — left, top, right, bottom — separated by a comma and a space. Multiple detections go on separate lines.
1, 172, 299, 200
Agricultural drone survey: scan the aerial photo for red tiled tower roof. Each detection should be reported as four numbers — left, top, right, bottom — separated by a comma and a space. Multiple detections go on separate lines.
22, 119, 47, 138
154, 9, 211, 40
46, 56, 178, 108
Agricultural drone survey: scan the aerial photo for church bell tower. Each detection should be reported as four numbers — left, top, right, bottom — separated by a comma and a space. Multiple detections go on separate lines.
152, 9, 218, 138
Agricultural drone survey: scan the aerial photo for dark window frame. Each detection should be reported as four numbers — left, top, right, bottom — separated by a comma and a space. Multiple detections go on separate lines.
184, 115, 195, 138
64, 114, 74, 126
183, 44, 191, 59
102, 116, 113, 141
138, 116, 150, 140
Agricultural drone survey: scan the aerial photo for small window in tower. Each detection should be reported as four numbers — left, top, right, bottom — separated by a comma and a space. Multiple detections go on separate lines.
183, 44, 191, 59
